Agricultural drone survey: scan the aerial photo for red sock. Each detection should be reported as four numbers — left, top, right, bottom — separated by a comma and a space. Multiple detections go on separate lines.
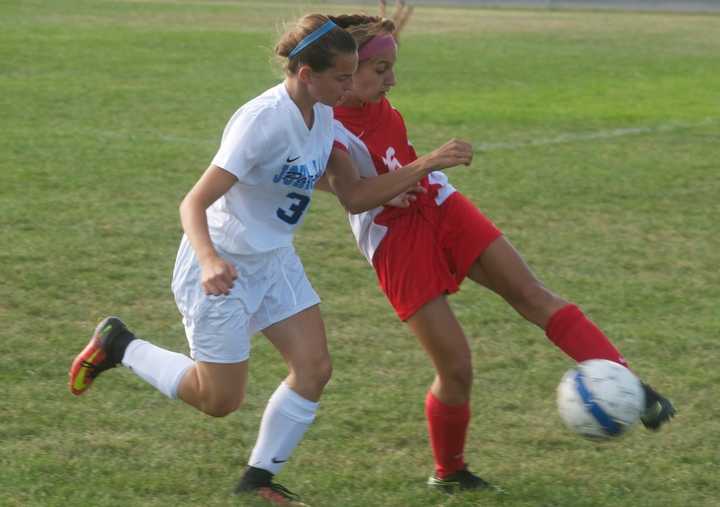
425, 391, 470, 478
545, 304, 628, 367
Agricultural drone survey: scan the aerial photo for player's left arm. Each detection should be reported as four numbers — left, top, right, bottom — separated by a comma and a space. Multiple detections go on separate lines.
324, 146, 432, 213
316, 169, 424, 209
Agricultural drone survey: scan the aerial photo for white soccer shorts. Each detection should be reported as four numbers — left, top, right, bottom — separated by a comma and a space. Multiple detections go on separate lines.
171, 238, 320, 363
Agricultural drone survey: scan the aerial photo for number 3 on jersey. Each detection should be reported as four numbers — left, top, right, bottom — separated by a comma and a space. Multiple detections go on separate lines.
277, 192, 310, 225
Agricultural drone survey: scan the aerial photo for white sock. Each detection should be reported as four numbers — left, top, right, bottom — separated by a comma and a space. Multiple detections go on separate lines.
249, 382, 319, 475
121, 339, 194, 399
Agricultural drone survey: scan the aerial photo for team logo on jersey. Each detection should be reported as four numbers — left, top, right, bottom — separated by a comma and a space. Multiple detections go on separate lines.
382, 146, 402, 172
273, 159, 322, 190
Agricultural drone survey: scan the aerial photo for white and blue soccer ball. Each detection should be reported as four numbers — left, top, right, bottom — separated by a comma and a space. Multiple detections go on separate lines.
556, 359, 645, 440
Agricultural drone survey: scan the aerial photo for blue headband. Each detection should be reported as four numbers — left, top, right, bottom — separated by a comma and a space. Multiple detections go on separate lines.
288, 20, 337, 59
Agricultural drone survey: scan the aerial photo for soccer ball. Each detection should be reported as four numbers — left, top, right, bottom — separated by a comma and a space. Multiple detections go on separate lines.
556, 359, 645, 440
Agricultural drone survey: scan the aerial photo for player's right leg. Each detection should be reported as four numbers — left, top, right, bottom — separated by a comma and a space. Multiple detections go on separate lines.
68, 316, 248, 416
176, 360, 248, 417
640, 382, 676, 430
467, 235, 675, 430
405, 296, 494, 493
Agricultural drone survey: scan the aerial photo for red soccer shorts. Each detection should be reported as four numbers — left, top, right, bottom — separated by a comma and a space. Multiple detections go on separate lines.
372, 192, 502, 321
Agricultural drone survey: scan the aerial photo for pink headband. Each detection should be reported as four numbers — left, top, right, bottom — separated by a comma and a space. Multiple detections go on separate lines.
358, 34, 397, 61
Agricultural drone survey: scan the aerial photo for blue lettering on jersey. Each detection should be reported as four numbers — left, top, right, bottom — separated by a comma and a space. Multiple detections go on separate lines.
272, 160, 322, 190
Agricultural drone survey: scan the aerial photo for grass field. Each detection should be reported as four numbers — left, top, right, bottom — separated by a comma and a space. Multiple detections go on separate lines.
2, 1, 719, 506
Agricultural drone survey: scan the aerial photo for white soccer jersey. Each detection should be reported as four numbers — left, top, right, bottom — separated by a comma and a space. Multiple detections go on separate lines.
207, 83, 334, 255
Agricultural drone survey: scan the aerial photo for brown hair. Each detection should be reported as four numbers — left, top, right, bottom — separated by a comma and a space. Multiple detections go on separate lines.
275, 14, 357, 74
328, 14, 396, 49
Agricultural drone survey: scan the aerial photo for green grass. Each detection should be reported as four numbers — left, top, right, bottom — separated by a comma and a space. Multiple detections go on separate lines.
2, 1, 719, 506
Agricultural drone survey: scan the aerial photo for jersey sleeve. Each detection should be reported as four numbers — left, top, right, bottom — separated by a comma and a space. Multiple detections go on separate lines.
332, 119, 350, 152
211, 108, 280, 182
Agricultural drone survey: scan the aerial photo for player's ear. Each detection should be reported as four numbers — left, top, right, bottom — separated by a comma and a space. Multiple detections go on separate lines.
297, 64, 314, 84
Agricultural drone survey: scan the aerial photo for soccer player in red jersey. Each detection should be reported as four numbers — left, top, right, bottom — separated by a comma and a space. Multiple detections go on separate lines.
323, 12, 676, 492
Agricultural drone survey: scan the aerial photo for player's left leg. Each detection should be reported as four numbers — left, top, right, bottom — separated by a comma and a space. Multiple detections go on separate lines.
262, 304, 332, 403
466, 236, 675, 430
234, 305, 329, 506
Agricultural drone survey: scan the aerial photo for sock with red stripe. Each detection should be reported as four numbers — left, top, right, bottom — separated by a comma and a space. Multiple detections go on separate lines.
425, 390, 470, 478
545, 304, 628, 367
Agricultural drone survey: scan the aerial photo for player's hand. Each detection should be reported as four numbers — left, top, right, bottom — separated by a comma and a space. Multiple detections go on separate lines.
380, 1, 414, 42
385, 181, 426, 208
200, 255, 238, 296
426, 138, 474, 170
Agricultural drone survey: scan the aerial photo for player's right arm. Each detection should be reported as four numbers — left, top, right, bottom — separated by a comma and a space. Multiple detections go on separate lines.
179, 165, 239, 296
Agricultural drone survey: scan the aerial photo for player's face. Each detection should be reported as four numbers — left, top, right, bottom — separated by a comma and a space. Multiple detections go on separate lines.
348, 46, 397, 103
307, 52, 358, 106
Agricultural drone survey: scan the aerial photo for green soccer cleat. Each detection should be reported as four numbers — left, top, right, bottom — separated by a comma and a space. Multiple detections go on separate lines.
641, 383, 676, 431
68, 316, 135, 395
427, 467, 495, 494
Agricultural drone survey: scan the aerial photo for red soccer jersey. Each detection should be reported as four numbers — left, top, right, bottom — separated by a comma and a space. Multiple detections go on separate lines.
333, 98, 457, 263
334, 97, 418, 173
333, 98, 501, 320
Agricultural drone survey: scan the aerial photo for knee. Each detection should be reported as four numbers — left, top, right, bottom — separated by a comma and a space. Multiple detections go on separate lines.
295, 356, 333, 394
438, 360, 473, 392
202, 393, 245, 418
311, 356, 333, 389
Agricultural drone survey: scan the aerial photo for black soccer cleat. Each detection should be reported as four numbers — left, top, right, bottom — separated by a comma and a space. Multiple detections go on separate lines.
69, 316, 136, 395
234, 466, 308, 506
640, 383, 676, 431
427, 467, 496, 494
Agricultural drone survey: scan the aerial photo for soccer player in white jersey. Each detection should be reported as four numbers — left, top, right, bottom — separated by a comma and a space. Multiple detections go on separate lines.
68, 13, 473, 507
327, 12, 676, 494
